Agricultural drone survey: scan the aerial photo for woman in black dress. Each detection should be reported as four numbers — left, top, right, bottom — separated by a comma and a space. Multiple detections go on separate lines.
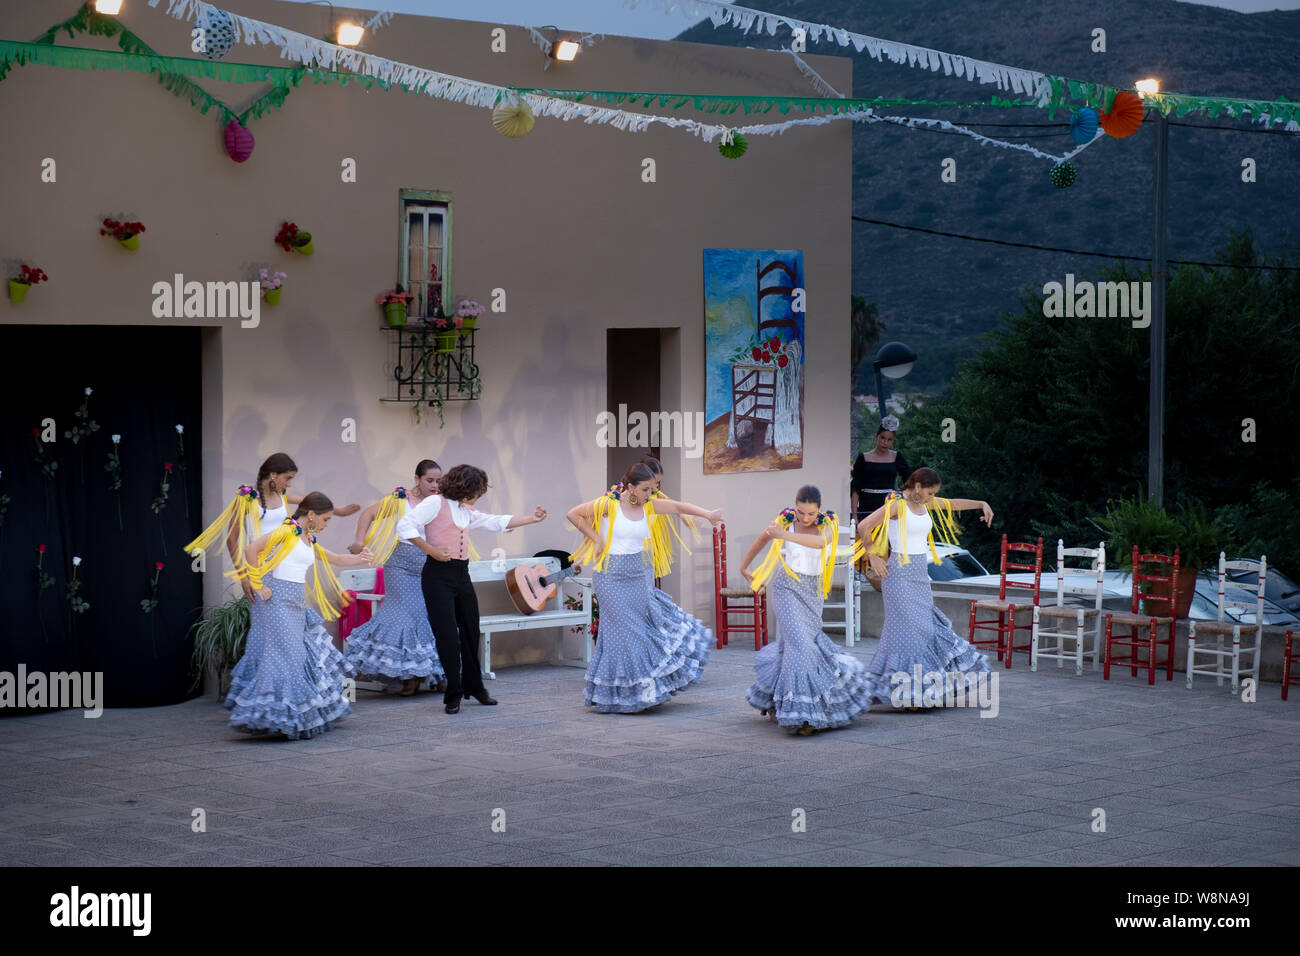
851, 415, 911, 526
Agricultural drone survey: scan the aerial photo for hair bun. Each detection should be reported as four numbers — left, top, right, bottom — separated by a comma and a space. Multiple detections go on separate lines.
881, 415, 900, 432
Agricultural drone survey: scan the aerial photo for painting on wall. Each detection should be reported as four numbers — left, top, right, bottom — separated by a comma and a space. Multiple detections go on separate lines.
703, 249, 804, 474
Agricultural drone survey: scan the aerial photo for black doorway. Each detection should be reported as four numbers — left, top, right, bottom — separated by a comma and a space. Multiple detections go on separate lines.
1, 326, 204, 710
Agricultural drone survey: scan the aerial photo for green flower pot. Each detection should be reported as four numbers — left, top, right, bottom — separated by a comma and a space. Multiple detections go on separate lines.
119, 234, 140, 250
384, 302, 407, 328
434, 330, 457, 353
8, 279, 30, 302
264, 287, 282, 306
458, 317, 477, 335
294, 237, 314, 256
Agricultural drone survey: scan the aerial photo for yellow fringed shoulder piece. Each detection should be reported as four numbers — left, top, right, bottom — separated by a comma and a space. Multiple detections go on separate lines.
643, 500, 674, 578
183, 485, 261, 576
570, 494, 616, 572
306, 541, 350, 622
819, 515, 840, 599
870, 495, 903, 562
924, 497, 962, 565
363, 489, 409, 566
652, 491, 702, 550
244, 520, 301, 590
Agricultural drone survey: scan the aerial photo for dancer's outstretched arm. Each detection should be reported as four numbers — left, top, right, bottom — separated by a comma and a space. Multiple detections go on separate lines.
503, 506, 546, 530
943, 498, 995, 526
319, 545, 377, 568
651, 499, 722, 524
348, 499, 383, 553
566, 501, 603, 555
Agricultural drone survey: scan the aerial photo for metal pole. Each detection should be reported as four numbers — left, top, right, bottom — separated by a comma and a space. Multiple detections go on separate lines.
874, 363, 887, 420
1148, 110, 1168, 508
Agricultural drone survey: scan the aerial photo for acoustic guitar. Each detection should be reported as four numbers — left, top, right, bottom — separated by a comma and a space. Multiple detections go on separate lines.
505, 562, 583, 615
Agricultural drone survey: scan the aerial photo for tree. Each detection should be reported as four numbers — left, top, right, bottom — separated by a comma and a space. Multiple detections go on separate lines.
850, 295, 885, 383
887, 230, 1300, 575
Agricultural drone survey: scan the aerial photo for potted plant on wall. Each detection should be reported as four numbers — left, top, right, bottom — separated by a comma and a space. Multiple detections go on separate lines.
454, 297, 485, 335
8, 264, 48, 302
188, 596, 250, 700
259, 268, 286, 305
377, 284, 414, 328
427, 307, 457, 354
100, 218, 147, 250
275, 221, 314, 256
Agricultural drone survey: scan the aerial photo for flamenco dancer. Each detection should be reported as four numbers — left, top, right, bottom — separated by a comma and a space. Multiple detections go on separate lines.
566, 462, 721, 714
225, 493, 376, 739
341, 461, 447, 696
740, 485, 873, 735
395, 465, 547, 714
856, 468, 994, 710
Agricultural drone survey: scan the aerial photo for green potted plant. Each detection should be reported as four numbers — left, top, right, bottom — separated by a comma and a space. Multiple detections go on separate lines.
377, 284, 414, 328
428, 308, 457, 353
454, 297, 485, 335
100, 217, 146, 250
188, 596, 250, 699
9, 264, 48, 302
1095, 492, 1229, 617
259, 268, 286, 305
275, 221, 314, 256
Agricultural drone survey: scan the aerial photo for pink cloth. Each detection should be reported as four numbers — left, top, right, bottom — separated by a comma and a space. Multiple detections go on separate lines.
338, 567, 384, 641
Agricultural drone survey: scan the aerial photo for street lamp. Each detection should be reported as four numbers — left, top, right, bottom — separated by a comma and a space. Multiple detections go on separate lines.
1139, 77, 1167, 507
873, 341, 917, 420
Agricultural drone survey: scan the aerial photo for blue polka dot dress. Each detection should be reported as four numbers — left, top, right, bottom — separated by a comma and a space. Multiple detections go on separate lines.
224, 568, 351, 740
585, 508, 712, 712
747, 568, 873, 730
864, 551, 991, 707
341, 541, 445, 684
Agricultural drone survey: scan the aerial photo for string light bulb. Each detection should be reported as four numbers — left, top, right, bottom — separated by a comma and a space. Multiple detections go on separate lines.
337, 23, 364, 46
95, 0, 123, 14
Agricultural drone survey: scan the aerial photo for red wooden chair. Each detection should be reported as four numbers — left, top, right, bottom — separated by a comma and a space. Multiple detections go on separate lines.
968, 535, 1042, 668
1283, 631, 1298, 701
712, 523, 768, 650
1104, 547, 1180, 684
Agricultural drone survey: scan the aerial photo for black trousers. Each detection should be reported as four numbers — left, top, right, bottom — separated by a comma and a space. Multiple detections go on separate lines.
420, 557, 487, 703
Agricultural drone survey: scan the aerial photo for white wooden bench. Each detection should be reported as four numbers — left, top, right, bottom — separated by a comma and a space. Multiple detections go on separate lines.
473, 557, 592, 679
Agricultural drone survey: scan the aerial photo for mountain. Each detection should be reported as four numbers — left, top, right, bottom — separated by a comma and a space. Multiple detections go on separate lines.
675, 0, 1300, 390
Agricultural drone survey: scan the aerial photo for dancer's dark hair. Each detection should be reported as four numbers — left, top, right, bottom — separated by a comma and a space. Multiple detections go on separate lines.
640, 456, 663, 476
439, 465, 489, 502
622, 462, 656, 487
291, 491, 333, 520
901, 467, 941, 490
256, 453, 297, 518
415, 459, 441, 477
795, 485, 822, 506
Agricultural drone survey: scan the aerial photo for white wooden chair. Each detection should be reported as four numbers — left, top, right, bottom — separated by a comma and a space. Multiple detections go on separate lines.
821, 522, 860, 647
1031, 540, 1105, 675
1187, 553, 1264, 694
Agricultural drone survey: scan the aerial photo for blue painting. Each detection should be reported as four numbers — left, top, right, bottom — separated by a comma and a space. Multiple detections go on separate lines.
703, 249, 805, 474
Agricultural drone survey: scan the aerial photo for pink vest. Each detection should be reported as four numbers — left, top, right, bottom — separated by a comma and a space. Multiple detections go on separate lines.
426, 501, 469, 559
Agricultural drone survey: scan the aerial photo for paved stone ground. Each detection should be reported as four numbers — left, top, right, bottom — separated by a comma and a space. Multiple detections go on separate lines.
2, 635, 1297, 867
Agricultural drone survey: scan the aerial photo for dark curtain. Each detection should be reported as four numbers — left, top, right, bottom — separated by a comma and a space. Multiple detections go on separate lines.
1, 326, 204, 710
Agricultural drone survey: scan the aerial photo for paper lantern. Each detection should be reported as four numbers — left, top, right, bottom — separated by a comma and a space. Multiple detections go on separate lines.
1100, 91, 1144, 138
1049, 161, 1077, 189
196, 7, 235, 60
718, 133, 748, 159
223, 119, 255, 162
492, 100, 535, 138
1069, 107, 1099, 145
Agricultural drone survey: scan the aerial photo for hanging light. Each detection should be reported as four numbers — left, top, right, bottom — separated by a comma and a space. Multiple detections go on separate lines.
551, 39, 581, 62
1135, 77, 1160, 97
95, 0, 123, 14
337, 22, 364, 46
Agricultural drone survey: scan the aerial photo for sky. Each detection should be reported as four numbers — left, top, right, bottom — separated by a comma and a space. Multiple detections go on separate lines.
280, 0, 1300, 42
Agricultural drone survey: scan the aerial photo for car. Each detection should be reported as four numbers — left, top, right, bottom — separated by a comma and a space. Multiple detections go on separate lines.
927, 544, 991, 582
1222, 559, 1300, 617
938, 569, 1300, 627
